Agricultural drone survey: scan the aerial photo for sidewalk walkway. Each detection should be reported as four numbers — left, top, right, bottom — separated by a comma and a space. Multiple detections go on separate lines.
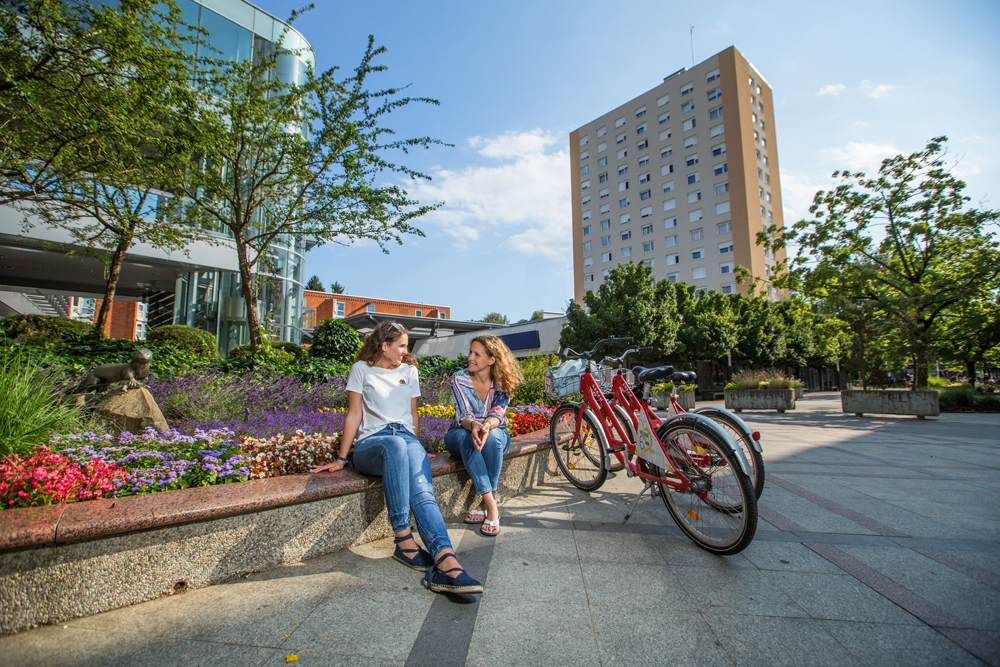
3, 394, 999, 666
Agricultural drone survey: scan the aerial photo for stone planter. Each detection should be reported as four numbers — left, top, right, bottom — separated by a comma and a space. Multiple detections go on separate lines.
652, 391, 695, 410
725, 389, 796, 413
841, 390, 939, 419
676, 390, 696, 410
794, 386, 804, 400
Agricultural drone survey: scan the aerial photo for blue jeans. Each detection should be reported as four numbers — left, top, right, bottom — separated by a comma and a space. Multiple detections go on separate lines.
353, 424, 452, 557
444, 426, 511, 497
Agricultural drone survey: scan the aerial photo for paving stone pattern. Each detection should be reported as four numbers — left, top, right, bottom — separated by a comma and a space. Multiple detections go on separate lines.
2, 394, 998, 666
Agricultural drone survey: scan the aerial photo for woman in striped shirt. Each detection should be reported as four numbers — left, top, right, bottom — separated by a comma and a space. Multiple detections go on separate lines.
445, 335, 523, 536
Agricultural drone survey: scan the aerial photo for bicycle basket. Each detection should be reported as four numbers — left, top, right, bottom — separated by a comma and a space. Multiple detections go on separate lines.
544, 360, 587, 398
596, 365, 636, 392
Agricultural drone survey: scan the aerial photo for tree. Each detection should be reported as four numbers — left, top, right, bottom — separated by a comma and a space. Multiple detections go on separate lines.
481, 312, 509, 325
936, 297, 1000, 387
180, 32, 442, 351
561, 261, 679, 360
530, 309, 545, 321
770, 137, 1000, 388
730, 294, 786, 368
775, 298, 817, 368
1, 0, 206, 334
329, 281, 345, 294
305, 275, 324, 291
672, 283, 738, 364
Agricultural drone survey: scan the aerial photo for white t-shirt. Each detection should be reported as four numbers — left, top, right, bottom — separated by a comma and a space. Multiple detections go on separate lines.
346, 361, 421, 440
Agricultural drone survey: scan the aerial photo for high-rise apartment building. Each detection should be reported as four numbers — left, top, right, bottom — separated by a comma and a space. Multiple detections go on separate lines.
570, 46, 785, 302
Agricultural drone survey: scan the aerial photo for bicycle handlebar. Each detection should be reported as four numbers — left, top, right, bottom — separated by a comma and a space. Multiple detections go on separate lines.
559, 336, 634, 361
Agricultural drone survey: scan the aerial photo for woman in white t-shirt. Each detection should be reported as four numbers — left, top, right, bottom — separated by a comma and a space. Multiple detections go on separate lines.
311, 321, 483, 595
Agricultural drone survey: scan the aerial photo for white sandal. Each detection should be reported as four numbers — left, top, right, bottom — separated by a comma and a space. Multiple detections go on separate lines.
480, 516, 500, 537
464, 509, 487, 524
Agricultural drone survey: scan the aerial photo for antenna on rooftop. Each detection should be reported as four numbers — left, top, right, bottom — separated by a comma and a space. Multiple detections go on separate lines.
690, 25, 695, 66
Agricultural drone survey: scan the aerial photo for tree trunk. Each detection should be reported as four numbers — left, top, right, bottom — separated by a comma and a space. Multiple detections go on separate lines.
966, 360, 977, 388
92, 231, 134, 336
913, 342, 929, 390
234, 233, 263, 352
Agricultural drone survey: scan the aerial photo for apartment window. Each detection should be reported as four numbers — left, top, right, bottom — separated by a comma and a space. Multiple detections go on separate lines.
637, 139, 649, 150
599, 173, 608, 184
719, 241, 733, 254
597, 126, 606, 138
619, 197, 629, 208
584, 273, 594, 283
367, 304, 376, 313
663, 198, 676, 211
659, 129, 671, 142
598, 156, 607, 167
583, 257, 593, 267
582, 196, 591, 206
749, 77, 755, 88
715, 182, 729, 195
642, 241, 654, 253
757, 85, 762, 95
692, 248, 704, 259
662, 181, 674, 193
685, 154, 698, 167
665, 235, 678, 247
710, 124, 724, 138
666, 253, 680, 265
683, 118, 696, 131
580, 135, 589, 146
709, 106, 723, 120
580, 151, 589, 162
765, 174, 770, 185
717, 221, 731, 234
600, 204, 610, 214
643, 259, 654, 268
752, 113, 758, 124
692, 267, 706, 280
621, 230, 631, 241
639, 172, 651, 184
640, 190, 652, 201
712, 143, 726, 157
617, 148, 627, 160
602, 252, 612, 262
707, 87, 721, 101
597, 142, 607, 153
333, 301, 345, 317
603, 268, 611, 278
721, 283, 735, 295
583, 225, 592, 236
660, 147, 673, 159
687, 173, 700, 185
667, 273, 680, 283
642, 224, 653, 235
757, 167, 763, 179
759, 186, 765, 198
754, 130, 760, 142
682, 100, 695, 113
615, 116, 626, 128
601, 219, 610, 230
601, 235, 611, 246
619, 180, 629, 192
581, 165, 589, 175
638, 155, 649, 167
768, 209, 773, 221
657, 94, 669, 107
720, 262, 734, 275
763, 156, 769, 166
756, 149, 761, 160
766, 192, 772, 203
640, 205, 652, 217
689, 210, 703, 223
684, 136, 697, 148
599, 188, 609, 198
581, 180, 590, 191
636, 122, 647, 134
635, 106, 646, 118
681, 83, 694, 95
582, 210, 591, 219
583, 241, 592, 251
658, 112, 670, 124
620, 213, 631, 224
616, 132, 626, 144
760, 119, 766, 131
664, 217, 678, 229
706, 68, 719, 83
716, 201, 731, 215
688, 191, 702, 204
621, 247, 632, 258
714, 162, 728, 176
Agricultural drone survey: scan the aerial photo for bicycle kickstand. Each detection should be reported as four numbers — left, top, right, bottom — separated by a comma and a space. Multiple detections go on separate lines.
623, 479, 655, 524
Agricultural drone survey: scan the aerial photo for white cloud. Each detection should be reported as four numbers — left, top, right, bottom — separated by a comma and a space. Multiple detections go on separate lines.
861, 80, 895, 98
778, 170, 825, 223
404, 129, 570, 259
816, 83, 846, 97
850, 120, 869, 129
821, 141, 900, 172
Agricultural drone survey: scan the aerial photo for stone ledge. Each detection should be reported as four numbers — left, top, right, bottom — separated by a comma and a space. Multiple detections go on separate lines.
0, 429, 551, 553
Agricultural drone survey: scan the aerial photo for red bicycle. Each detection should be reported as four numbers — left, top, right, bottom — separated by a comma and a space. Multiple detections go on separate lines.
546, 337, 758, 555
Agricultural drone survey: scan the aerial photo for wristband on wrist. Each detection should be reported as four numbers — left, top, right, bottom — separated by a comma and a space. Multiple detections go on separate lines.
336, 456, 350, 465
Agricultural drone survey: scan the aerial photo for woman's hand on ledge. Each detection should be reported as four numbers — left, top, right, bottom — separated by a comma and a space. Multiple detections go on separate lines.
310, 460, 346, 474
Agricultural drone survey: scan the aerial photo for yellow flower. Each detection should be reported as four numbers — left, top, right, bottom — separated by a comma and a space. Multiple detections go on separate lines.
286, 655, 299, 663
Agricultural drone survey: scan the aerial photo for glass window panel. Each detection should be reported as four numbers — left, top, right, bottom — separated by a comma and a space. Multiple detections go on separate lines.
201, 0, 254, 30
199, 7, 254, 63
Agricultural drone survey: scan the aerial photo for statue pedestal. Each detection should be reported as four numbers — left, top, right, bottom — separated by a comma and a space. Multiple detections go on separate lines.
98, 387, 169, 434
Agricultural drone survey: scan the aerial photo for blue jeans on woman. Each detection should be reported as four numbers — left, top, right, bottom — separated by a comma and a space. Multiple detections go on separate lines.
353, 423, 452, 558
444, 426, 511, 496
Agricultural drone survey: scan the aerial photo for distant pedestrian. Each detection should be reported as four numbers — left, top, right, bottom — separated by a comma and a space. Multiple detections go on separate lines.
310, 320, 483, 595
445, 335, 523, 537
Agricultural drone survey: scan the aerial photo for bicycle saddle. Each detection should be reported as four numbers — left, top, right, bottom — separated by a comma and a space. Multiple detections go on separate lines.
632, 365, 674, 383
672, 371, 697, 384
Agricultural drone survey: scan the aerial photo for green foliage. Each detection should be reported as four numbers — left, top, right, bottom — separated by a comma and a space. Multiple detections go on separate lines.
562, 261, 679, 362
672, 284, 738, 362
147, 325, 219, 358
731, 295, 786, 368
481, 312, 509, 325
937, 385, 1000, 412
227, 342, 294, 365
726, 369, 799, 391
309, 319, 362, 364
305, 275, 324, 291
416, 354, 466, 378
531, 310, 545, 321
512, 354, 560, 407
650, 381, 695, 393
0, 347, 85, 458
329, 281, 345, 294
1, 314, 95, 342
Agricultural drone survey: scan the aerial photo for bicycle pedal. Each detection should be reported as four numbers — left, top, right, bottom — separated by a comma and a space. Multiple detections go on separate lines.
607, 445, 626, 453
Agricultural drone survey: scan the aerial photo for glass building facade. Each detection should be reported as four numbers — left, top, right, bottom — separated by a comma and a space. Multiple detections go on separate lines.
166, 0, 313, 355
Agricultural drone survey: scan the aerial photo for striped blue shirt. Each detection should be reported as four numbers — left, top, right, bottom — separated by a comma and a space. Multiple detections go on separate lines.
450, 369, 510, 429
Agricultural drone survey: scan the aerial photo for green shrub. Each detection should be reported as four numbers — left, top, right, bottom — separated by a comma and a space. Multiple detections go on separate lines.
0, 347, 85, 458
309, 319, 361, 364
938, 385, 977, 410
147, 325, 219, 358
512, 354, 559, 407
926, 376, 950, 387
728, 368, 795, 390
272, 341, 306, 358
417, 354, 467, 378
651, 381, 695, 393
1, 314, 95, 343
227, 343, 294, 365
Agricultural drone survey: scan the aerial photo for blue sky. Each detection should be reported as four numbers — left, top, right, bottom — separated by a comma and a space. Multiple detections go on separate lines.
253, 0, 1000, 322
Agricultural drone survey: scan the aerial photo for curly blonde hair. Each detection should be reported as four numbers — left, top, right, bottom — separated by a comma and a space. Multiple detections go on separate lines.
471, 334, 523, 397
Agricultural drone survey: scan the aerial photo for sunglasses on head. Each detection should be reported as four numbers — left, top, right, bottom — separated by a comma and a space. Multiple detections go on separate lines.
389, 322, 405, 331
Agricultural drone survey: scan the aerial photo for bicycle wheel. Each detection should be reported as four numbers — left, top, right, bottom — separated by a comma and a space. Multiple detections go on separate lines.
699, 410, 765, 499
653, 420, 757, 555
607, 403, 635, 473
550, 404, 608, 491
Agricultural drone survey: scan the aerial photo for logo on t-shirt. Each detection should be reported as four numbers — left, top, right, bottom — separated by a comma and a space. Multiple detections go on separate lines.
399, 378, 406, 385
